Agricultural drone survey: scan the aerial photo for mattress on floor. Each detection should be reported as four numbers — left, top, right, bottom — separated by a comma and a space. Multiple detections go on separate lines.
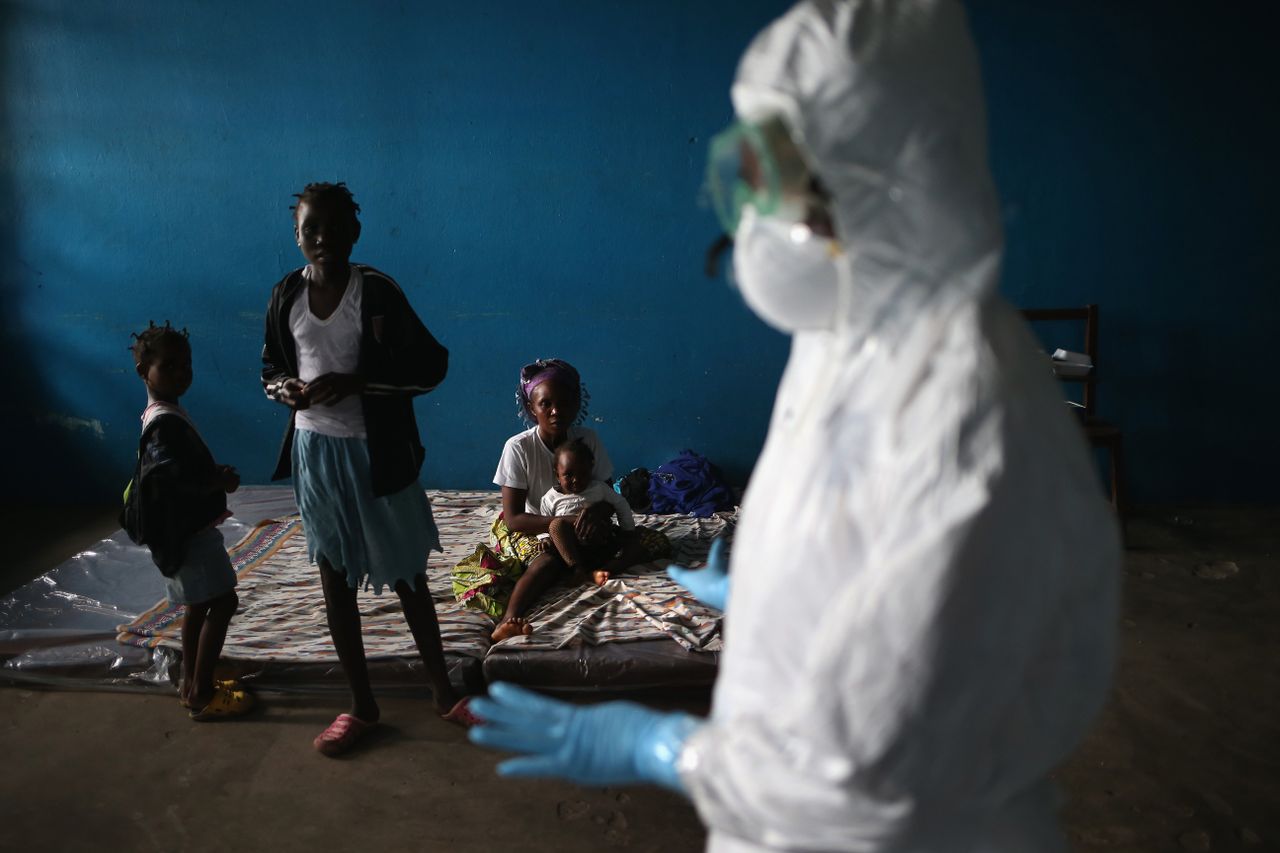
1, 487, 728, 694
483, 640, 721, 692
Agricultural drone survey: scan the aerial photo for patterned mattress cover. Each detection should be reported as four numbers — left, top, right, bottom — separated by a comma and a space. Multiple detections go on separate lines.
118, 490, 729, 666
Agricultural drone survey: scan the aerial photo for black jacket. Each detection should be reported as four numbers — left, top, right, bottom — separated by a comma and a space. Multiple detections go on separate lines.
261, 264, 448, 497
122, 412, 228, 576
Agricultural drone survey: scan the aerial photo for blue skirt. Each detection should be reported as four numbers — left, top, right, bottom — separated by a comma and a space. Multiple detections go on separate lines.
292, 429, 442, 594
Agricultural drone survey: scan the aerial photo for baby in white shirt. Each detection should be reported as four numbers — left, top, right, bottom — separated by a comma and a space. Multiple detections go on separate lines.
539, 439, 636, 585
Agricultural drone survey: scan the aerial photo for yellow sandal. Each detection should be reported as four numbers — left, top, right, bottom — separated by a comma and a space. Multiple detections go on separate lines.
189, 683, 255, 721
179, 678, 242, 710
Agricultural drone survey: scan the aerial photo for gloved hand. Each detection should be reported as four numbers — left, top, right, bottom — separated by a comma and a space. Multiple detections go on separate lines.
667, 537, 730, 611
469, 682, 701, 793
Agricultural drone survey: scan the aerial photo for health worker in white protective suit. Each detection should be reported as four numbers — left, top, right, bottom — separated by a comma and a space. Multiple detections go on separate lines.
470, 2, 1122, 851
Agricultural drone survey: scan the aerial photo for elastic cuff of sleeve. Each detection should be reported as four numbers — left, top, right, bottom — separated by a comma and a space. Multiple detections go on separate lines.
637, 712, 703, 794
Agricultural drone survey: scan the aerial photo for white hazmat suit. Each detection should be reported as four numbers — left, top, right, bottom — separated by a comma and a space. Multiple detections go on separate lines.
470, 2, 1121, 850
677, 1, 1121, 851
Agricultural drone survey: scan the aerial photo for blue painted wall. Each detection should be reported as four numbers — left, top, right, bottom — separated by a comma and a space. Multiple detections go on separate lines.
3, 1, 1275, 504
2, 0, 795, 500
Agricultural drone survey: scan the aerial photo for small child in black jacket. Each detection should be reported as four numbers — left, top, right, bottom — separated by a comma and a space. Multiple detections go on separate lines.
124, 322, 252, 720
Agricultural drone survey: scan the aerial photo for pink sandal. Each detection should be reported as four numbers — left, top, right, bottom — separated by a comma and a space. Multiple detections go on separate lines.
314, 713, 376, 756
441, 696, 483, 728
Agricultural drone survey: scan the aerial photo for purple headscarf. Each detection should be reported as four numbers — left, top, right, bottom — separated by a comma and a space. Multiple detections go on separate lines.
516, 358, 589, 424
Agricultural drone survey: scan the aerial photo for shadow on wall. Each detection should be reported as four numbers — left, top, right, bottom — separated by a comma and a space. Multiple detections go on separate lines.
1, 1, 123, 505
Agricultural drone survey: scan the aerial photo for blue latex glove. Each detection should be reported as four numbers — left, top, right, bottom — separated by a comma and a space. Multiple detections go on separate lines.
469, 682, 701, 793
667, 537, 730, 611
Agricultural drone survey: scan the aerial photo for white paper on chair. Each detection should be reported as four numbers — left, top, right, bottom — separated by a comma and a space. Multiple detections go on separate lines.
1051, 348, 1092, 377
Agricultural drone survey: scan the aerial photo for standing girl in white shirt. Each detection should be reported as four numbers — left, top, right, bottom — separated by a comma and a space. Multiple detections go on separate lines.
262, 182, 476, 755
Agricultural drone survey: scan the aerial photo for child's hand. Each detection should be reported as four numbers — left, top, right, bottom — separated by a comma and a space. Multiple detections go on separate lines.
279, 378, 311, 410
305, 372, 365, 406
574, 502, 614, 541
218, 465, 241, 494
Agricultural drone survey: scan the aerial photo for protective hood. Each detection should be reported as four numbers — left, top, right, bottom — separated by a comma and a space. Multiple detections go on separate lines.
731, 0, 1004, 341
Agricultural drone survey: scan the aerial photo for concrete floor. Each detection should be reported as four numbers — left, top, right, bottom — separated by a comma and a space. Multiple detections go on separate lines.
1, 504, 1276, 852
1054, 508, 1279, 852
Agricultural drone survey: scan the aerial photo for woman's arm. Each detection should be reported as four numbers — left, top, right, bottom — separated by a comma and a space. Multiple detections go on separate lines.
501, 486, 554, 536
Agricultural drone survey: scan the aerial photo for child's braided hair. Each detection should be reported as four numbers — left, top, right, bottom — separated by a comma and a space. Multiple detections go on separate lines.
130, 321, 189, 367
290, 181, 361, 228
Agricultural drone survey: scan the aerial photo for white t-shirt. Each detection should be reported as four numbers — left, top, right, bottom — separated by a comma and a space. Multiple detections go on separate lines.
539, 481, 635, 530
290, 266, 366, 438
493, 425, 614, 515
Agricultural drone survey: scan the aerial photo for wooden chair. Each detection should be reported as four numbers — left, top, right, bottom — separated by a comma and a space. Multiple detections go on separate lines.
1021, 305, 1126, 515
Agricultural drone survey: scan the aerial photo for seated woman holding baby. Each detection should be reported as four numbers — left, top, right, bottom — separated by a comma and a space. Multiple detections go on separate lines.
451, 358, 670, 642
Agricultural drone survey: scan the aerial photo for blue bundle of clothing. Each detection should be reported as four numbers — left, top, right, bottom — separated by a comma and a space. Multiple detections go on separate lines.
646, 449, 734, 518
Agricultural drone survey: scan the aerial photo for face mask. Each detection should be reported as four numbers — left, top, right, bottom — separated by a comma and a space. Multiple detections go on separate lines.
732, 205, 841, 334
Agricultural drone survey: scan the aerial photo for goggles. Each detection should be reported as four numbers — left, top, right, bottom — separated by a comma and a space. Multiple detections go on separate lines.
704, 115, 823, 236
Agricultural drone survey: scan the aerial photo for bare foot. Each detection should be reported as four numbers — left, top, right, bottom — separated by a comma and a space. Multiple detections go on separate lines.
187, 686, 215, 711
593, 570, 610, 586
491, 616, 533, 642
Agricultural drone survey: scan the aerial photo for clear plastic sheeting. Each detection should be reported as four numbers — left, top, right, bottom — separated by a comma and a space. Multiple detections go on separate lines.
0, 488, 483, 694
1, 530, 182, 689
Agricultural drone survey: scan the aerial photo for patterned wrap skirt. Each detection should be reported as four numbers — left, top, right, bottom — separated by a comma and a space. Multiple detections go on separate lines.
450, 512, 671, 619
